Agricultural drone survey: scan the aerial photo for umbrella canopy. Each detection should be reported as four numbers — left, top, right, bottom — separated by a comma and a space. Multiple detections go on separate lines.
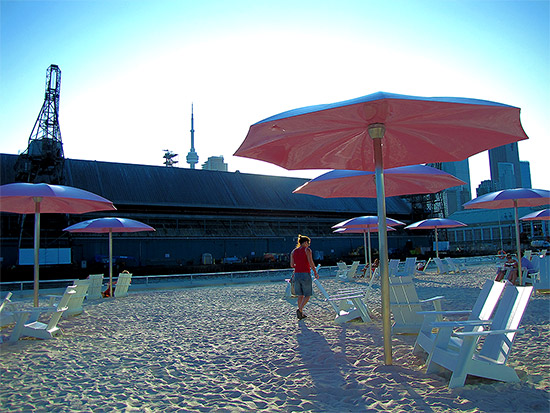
520, 208, 550, 221
234, 91, 529, 366
294, 165, 466, 198
235, 91, 528, 171
0, 183, 116, 306
405, 218, 467, 259
64, 217, 155, 297
464, 188, 550, 283
333, 215, 405, 229
332, 216, 405, 271
0, 183, 115, 214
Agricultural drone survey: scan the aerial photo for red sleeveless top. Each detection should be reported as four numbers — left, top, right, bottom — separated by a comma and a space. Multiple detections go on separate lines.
293, 246, 310, 273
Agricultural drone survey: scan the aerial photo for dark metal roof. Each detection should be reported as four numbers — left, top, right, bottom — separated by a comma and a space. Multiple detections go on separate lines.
1, 154, 411, 215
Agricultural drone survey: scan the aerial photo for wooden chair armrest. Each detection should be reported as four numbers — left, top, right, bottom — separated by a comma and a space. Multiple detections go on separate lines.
417, 310, 471, 316
453, 328, 524, 337
431, 319, 493, 329
420, 296, 444, 303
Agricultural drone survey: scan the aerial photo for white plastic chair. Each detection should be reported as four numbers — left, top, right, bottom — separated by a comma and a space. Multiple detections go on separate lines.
413, 280, 505, 355
425, 285, 533, 388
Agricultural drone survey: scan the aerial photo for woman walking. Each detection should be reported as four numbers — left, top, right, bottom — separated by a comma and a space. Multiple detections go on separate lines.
290, 234, 318, 319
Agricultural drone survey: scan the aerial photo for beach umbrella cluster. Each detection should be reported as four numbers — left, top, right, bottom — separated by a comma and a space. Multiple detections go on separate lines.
464, 188, 550, 283
235, 91, 529, 365
0, 183, 116, 306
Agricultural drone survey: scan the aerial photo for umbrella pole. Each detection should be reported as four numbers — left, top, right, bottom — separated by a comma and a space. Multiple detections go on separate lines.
370, 123, 392, 366
109, 229, 113, 297
435, 228, 439, 259
33, 199, 41, 307
367, 230, 372, 275
514, 200, 522, 284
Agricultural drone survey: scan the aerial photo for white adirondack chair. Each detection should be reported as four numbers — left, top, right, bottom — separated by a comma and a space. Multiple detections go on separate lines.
413, 280, 505, 355
444, 257, 467, 274
313, 270, 371, 324
86, 274, 104, 300
114, 272, 132, 297
389, 275, 444, 334
388, 259, 400, 276
433, 257, 450, 274
396, 257, 417, 277
337, 261, 360, 281
47, 280, 89, 317
10, 288, 75, 342
0, 292, 16, 327
533, 256, 550, 291
336, 262, 348, 278
425, 285, 533, 388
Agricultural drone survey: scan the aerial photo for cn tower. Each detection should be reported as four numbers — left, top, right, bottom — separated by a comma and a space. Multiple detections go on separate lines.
186, 104, 199, 169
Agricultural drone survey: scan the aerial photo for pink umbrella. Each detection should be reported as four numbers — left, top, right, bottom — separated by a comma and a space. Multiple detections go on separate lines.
333, 223, 399, 273
332, 216, 405, 272
464, 188, 550, 283
404, 218, 467, 258
234, 91, 529, 365
294, 165, 466, 198
63, 217, 155, 297
0, 183, 116, 306
520, 208, 550, 221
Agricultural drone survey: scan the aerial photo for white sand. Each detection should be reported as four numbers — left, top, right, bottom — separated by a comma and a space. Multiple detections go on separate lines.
1, 264, 549, 412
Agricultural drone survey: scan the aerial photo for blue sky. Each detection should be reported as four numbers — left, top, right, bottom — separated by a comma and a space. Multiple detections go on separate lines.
1, 0, 548, 194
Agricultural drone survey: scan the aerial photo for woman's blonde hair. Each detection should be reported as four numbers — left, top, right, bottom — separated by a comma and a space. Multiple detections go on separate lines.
296, 234, 311, 248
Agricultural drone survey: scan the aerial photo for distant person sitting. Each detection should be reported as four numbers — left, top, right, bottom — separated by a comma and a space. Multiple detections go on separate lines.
360, 258, 379, 278
519, 256, 537, 285
495, 254, 518, 282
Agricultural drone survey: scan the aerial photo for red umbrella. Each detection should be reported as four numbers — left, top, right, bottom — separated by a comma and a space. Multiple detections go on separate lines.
464, 188, 550, 283
332, 216, 405, 271
63, 217, 155, 297
520, 208, 550, 221
0, 183, 116, 306
234, 91, 529, 365
294, 165, 466, 198
405, 218, 467, 258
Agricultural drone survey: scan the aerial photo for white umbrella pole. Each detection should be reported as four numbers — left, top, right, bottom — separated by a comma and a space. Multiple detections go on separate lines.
370, 123, 392, 366
109, 229, 113, 297
33, 199, 41, 307
514, 200, 522, 284
362, 231, 367, 265
435, 227, 439, 259
367, 230, 372, 274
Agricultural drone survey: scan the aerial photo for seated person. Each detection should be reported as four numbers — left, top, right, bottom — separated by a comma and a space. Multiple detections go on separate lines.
495, 254, 518, 282
360, 258, 379, 278
518, 256, 537, 285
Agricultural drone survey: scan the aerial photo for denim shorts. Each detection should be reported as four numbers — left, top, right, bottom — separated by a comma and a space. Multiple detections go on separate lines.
293, 272, 313, 297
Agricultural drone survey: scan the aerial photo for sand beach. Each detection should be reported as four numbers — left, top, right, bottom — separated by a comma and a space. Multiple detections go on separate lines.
1, 263, 549, 412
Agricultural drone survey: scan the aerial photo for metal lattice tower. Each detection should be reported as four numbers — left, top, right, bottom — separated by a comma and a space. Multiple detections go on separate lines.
15, 64, 65, 183
402, 162, 447, 221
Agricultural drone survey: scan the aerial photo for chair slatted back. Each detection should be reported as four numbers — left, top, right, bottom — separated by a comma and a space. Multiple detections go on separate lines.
479, 285, 533, 363
389, 275, 423, 325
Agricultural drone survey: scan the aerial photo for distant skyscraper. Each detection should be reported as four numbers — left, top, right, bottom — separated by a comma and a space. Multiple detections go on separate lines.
186, 104, 199, 169
477, 179, 498, 197
202, 156, 228, 171
520, 161, 532, 188
489, 143, 522, 189
439, 159, 472, 215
